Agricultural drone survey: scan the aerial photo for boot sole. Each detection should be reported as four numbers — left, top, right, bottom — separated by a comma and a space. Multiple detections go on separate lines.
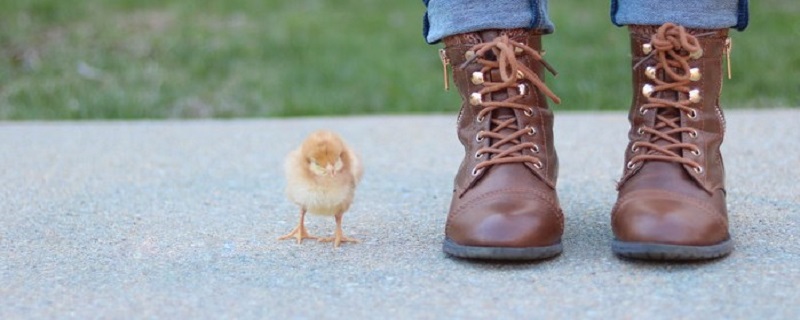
612, 238, 733, 261
443, 238, 562, 261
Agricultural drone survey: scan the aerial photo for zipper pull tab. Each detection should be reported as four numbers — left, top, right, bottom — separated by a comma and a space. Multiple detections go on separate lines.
725, 37, 732, 79
439, 48, 450, 91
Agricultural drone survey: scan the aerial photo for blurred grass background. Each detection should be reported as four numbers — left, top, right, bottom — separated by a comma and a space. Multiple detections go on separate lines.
0, 0, 797, 119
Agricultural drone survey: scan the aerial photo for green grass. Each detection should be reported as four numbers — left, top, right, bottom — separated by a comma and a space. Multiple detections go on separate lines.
0, 0, 797, 119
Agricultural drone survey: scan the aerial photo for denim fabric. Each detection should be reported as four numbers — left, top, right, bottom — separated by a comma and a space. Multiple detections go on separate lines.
423, 0, 749, 45
422, 0, 553, 44
611, 0, 749, 31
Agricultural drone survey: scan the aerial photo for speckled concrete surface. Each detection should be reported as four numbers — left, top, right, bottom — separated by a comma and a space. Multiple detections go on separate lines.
1, 110, 798, 319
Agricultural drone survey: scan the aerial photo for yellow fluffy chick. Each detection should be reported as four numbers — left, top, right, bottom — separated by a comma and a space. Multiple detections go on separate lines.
279, 130, 363, 247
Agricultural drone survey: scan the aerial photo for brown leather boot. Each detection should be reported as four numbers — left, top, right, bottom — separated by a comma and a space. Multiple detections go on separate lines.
439, 29, 563, 260
611, 23, 733, 260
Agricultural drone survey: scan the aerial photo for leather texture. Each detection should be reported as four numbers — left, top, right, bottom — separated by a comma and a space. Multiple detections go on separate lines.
442, 29, 563, 249
612, 24, 731, 247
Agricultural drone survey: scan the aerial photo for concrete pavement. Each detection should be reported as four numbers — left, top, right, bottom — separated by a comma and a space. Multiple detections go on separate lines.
1, 110, 798, 319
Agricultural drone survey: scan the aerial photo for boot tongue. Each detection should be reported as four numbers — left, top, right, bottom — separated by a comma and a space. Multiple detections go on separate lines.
479, 30, 501, 43
493, 106, 515, 118
489, 83, 519, 154
653, 90, 682, 148
479, 30, 522, 155
645, 90, 686, 171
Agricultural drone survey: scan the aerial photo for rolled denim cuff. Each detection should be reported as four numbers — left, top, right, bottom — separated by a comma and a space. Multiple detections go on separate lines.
423, 0, 554, 44
611, 0, 749, 31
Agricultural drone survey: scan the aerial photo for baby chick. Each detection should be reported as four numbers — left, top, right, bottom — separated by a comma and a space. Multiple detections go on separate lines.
279, 130, 363, 247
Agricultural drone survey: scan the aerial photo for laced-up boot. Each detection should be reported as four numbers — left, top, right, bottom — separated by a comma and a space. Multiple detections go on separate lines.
611, 23, 734, 260
438, 29, 563, 260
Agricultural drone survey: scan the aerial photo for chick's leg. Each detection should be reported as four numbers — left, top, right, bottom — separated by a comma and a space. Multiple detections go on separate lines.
319, 212, 359, 247
278, 207, 317, 243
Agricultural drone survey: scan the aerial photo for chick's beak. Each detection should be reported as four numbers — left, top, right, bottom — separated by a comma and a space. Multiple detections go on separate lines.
326, 164, 336, 176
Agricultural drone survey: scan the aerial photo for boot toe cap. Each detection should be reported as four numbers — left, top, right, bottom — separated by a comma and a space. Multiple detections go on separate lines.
612, 190, 729, 246
446, 189, 563, 248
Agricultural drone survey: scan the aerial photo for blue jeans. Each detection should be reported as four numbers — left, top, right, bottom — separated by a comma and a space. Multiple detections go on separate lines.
423, 0, 749, 44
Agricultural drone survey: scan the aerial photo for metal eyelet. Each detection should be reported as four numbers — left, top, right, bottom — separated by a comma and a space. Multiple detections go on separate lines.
645, 66, 657, 80
475, 131, 484, 142
639, 107, 649, 115
517, 83, 528, 96
693, 166, 704, 174
626, 161, 637, 169
689, 89, 701, 103
527, 127, 536, 135
475, 151, 483, 158
690, 48, 704, 59
524, 108, 533, 117
465, 50, 476, 61
688, 130, 698, 138
642, 43, 653, 54
637, 127, 645, 135
630, 144, 640, 153
691, 149, 701, 156
688, 109, 698, 119
533, 161, 543, 169
689, 68, 702, 81
469, 92, 482, 106
471, 167, 482, 176
471, 72, 485, 85
642, 84, 654, 97
531, 145, 540, 153
476, 115, 485, 123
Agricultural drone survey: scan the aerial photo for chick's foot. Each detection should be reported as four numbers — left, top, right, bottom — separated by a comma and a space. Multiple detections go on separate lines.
278, 224, 317, 244
318, 213, 359, 247
318, 232, 360, 248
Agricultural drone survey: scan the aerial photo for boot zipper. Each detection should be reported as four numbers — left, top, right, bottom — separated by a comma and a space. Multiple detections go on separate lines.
717, 38, 731, 134
725, 37, 732, 79
439, 48, 450, 91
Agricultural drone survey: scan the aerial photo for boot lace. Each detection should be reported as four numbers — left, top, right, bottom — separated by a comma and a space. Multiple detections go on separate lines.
460, 35, 560, 175
628, 23, 706, 173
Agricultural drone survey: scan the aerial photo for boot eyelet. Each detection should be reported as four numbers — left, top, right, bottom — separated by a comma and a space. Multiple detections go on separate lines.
475, 132, 485, 142
533, 161, 543, 169
524, 108, 533, 117
626, 161, 637, 170
689, 68, 702, 81
642, 84, 654, 97
639, 107, 649, 115
476, 115, 485, 123
465, 50, 476, 61
645, 66, 657, 80
691, 149, 701, 156
637, 127, 645, 135
693, 166, 704, 174
469, 92, 483, 106
642, 43, 653, 54
471, 72, 485, 85
690, 48, 704, 60
688, 130, 698, 138
630, 144, 640, 153
689, 89, 701, 103
531, 145, 540, 153
517, 83, 528, 96
474, 151, 483, 158
688, 109, 698, 119
527, 127, 536, 135
471, 167, 482, 176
